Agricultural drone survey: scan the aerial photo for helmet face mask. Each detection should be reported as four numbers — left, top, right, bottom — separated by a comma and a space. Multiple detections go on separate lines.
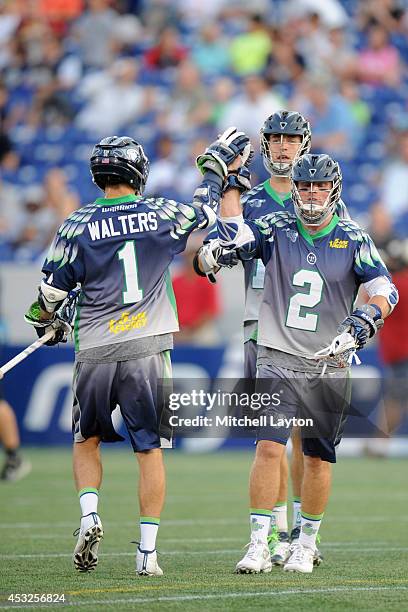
291, 154, 342, 227
90, 136, 150, 194
260, 110, 311, 177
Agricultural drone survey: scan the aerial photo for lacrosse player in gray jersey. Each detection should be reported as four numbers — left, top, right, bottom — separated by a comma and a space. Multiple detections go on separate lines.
216, 152, 398, 575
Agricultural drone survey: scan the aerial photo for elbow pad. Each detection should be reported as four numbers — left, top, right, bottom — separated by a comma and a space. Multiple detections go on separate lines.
39, 280, 68, 313
363, 276, 399, 313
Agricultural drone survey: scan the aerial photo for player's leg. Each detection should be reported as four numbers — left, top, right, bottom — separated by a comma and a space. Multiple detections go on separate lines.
290, 427, 303, 541
0, 399, 31, 481
284, 453, 331, 574
284, 370, 349, 574
71, 361, 122, 572
269, 452, 291, 565
118, 351, 172, 576
136, 448, 165, 565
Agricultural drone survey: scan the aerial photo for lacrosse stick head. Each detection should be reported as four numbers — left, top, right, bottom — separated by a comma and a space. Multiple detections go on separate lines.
313, 332, 359, 369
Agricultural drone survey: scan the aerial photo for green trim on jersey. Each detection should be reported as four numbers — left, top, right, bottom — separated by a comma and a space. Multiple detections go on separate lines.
74, 292, 84, 351
263, 180, 291, 207
296, 214, 340, 246
95, 194, 141, 206
165, 269, 178, 322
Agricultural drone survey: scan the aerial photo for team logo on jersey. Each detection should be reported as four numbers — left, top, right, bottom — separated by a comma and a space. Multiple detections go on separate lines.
109, 311, 147, 334
248, 199, 266, 208
329, 238, 348, 249
285, 228, 298, 242
307, 252, 317, 265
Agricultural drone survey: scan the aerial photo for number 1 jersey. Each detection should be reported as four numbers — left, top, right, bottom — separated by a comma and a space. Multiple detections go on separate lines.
42, 194, 210, 352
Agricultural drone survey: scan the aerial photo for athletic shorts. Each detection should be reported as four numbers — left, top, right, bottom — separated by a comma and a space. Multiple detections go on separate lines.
256, 361, 351, 463
244, 339, 258, 380
72, 351, 173, 452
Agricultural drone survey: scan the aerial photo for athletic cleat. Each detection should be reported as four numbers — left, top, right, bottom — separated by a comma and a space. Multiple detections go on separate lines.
284, 541, 314, 573
136, 547, 163, 576
73, 512, 103, 572
236, 535, 272, 574
290, 526, 300, 542
290, 527, 323, 566
268, 529, 290, 566
0, 456, 31, 482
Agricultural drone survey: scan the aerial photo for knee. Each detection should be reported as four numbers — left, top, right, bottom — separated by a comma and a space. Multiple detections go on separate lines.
257, 440, 285, 462
304, 454, 330, 474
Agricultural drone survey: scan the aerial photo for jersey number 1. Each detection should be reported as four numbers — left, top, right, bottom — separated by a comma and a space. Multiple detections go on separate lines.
117, 241, 143, 304
285, 269, 323, 332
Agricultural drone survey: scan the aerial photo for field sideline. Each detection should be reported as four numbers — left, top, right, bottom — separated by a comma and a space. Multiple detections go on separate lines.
0, 449, 407, 611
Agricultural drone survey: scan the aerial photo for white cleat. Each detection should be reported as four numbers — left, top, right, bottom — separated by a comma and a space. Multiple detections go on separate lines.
73, 513, 103, 572
236, 536, 272, 574
270, 540, 291, 567
136, 548, 163, 576
283, 542, 314, 573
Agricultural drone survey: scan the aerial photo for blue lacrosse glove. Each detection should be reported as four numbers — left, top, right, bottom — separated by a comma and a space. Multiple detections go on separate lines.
196, 127, 252, 180
24, 289, 79, 346
337, 303, 384, 350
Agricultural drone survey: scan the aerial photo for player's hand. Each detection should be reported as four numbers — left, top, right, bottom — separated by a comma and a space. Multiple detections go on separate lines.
337, 304, 383, 350
24, 290, 79, 346
194, 239, 239, 283
196, 127, 252, 179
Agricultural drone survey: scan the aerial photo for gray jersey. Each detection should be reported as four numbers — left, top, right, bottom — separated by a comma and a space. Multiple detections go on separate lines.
243, 212, 391, 361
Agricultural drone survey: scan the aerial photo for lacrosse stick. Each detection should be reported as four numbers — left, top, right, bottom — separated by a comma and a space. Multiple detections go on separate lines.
313, 332, 361, 376
0, 288, 80, 379
0, 329, 57, 379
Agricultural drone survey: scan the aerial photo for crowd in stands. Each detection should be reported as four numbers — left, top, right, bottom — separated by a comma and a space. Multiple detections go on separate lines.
0, 0, 406, 268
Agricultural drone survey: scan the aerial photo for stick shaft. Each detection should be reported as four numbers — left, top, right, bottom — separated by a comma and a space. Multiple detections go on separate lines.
0, 330, 55, 378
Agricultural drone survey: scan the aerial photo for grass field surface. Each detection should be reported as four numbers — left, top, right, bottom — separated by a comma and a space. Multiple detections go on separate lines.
0, 449, 407, 611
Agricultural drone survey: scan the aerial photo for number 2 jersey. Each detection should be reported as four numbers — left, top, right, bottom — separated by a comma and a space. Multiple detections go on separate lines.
241, 180, 350, 340
231, 210, 393, 367
42, 188, 219, 355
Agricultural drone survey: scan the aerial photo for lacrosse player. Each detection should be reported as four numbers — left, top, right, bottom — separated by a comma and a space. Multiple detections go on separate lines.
195, 111, 349, 565
216, 152, 398, 574
24, 131, 250, 576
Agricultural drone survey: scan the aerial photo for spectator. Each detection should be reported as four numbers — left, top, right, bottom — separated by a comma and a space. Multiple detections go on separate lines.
355, 24, 401, 88
229, 14, 272, 76
11, 185, 58, 260
266, 28, 306, 88
147, 135, 182, 200
219, 74, 284, 138
357, 0, 406, 34
73, 0, 119, 69
191, 22, 230, 76
381, 129, 408, 218
75, 58, 147, 134
173, 233, 221, 345
291, 75, 358, 159
144, 27, 188, 71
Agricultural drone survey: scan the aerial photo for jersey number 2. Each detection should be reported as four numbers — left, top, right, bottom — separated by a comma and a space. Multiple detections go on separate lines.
118, 241, 143, 304
285, 269, 323, 332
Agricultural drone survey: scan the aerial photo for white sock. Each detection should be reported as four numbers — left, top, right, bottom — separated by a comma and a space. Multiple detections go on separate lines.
79, 489, 98, 517
270, 503, 288, 533
292, 499, 302, 530
299, 513, 323, 550
140, 517, 160, 551
250, 510, 271, 543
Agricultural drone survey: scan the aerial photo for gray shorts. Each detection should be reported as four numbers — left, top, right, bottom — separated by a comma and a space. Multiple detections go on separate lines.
244, 339, 258, 379
72, 351, 173, 452
256, 360, 351, 463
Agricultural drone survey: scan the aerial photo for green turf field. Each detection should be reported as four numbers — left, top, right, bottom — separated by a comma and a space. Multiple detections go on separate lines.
0, 449, 407, 611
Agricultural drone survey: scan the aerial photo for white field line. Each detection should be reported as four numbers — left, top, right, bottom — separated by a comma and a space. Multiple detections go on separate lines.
1, 547, 408, 560
1, 516, 407, 529
0, 586, 407, 610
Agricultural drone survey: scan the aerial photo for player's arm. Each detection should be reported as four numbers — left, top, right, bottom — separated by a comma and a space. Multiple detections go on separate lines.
337, 234, 398, 350
25, 232, 84, 345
